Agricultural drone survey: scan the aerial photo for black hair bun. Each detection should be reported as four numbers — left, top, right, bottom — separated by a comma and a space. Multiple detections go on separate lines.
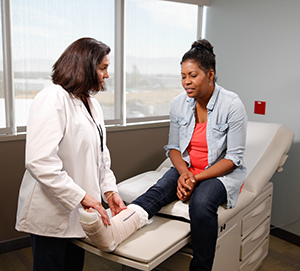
191, 39, 215, 57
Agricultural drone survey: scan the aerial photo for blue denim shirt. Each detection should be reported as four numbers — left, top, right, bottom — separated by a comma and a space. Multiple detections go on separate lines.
165, 83, 247, 208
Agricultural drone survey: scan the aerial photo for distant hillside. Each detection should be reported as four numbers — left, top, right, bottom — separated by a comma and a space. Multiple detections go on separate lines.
1, 55, 181, 76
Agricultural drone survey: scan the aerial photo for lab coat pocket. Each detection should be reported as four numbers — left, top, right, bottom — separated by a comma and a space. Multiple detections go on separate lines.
26, 184, 70, 234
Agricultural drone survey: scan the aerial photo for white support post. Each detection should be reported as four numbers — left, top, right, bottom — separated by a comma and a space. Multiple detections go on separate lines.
1, 0, 15, 134
114, 0, 126, 126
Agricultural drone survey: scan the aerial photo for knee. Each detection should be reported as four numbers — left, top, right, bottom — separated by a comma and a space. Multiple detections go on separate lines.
189, 195, 218, 223
152, 171, 178, 192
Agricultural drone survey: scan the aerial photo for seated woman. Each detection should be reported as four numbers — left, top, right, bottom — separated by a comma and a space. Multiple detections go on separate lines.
79, 38, 247, 271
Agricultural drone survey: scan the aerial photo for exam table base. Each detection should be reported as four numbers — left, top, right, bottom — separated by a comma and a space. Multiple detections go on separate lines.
156, 182, 272, 271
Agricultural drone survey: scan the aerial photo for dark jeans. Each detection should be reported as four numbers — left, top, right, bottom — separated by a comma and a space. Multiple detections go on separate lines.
132, 167, 227, 271
30, 234, 85, 271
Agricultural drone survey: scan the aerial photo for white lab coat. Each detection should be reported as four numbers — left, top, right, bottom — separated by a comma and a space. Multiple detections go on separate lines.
15, 84, 118, 238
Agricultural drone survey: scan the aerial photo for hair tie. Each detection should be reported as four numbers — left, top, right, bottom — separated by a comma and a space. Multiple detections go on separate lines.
194, 44, 214, 56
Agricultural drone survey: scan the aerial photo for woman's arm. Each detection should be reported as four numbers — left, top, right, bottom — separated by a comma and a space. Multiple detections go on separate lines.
194, 158, 236, 183
26, 89, 86, 212
169, 149, 191, 175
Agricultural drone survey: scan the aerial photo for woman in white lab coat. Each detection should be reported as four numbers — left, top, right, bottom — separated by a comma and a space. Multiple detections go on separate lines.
15, 37, 126, 270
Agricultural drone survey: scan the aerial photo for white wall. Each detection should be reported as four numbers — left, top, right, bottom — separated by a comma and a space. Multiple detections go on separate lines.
204, 0, 300, 236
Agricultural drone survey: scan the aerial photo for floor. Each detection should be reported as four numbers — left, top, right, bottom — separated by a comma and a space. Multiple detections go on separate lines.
256, 235, 300, 271
0, 235, 300, 271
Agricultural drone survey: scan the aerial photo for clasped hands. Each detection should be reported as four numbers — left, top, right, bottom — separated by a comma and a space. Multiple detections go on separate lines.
177, 171, 196, 202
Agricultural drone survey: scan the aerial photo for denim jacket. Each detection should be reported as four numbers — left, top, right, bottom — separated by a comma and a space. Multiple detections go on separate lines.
165, 83, 247, 208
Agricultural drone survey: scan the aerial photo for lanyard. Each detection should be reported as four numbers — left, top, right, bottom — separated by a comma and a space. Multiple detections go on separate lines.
94, 120, 104, 153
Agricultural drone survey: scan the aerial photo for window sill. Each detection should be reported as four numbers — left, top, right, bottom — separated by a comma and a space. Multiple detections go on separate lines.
0, 121, 170, 142
106, 120, 169, 133
0, 133, 26, 142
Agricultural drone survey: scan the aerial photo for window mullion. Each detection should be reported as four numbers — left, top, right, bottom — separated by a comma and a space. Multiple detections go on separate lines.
1, 0, 15, 135
197, 5, 203, 39
162, 0, 210, 5
114, 0, 126, 126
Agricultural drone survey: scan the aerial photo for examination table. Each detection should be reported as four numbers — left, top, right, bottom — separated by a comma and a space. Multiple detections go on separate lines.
72, 121, 294, 271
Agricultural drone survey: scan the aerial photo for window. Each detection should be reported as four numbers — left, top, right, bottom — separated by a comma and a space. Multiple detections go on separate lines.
11, 0, 114, 132
126, 0, 198, 122
0, 0, 207, 135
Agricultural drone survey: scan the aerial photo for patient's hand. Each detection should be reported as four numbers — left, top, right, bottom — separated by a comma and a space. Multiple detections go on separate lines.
177, 171, 196, 202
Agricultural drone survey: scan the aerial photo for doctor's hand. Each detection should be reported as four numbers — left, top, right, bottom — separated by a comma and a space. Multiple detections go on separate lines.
81, 193, 111, 225
105, 191, 127, 217
177, 171, 196, 202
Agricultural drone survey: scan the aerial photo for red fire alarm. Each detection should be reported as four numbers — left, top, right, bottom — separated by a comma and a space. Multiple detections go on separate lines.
254, 101, 266, 115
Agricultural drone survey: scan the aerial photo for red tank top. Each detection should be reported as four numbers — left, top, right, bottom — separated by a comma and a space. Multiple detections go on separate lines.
187, 122, 208, 176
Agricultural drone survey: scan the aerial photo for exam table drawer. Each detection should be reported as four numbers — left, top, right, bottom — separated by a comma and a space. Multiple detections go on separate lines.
240, 217, 270, 261
242, 196, 271, 237
239, 238, 269, 271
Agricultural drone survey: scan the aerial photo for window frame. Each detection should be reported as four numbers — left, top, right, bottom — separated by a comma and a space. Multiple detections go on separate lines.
1, 0, 15, 135
0, 0, 209, 136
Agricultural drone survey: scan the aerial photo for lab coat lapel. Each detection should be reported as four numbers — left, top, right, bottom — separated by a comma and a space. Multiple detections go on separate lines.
87, 98, 102, 126
73, 96, 98, 125
73, 96, 101, 149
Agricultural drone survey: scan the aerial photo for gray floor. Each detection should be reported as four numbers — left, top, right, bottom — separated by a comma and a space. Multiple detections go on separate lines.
0, 235, 300, 270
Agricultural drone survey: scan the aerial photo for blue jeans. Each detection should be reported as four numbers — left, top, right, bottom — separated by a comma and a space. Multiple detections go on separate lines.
132, 167, 227, 271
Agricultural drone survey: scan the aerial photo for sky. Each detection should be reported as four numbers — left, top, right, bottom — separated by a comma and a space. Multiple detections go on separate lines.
10, 0, 198, 73
1, 0, 199, 127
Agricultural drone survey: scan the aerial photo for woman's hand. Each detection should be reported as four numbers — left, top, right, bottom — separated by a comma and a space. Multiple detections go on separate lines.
81, 193, 111, 225
177, 171, 196, 202
105, 191, 127, 217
